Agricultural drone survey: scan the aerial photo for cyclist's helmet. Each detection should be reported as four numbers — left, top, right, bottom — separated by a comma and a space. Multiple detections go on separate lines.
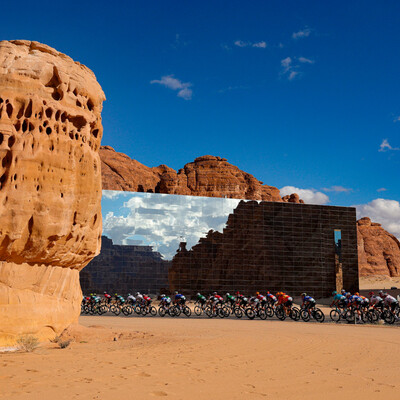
341, 289, 346, 294
332, 291, 337, 296
301, 293, 306, 297
226, 293, 230, 296
369, 291, 374, 296
213, 292, 217, 295
256, 291, 260, 295
197, 293, 201, 297
161, 294, 165, 298
266, 291, 270, 295
355, 292, 359, 296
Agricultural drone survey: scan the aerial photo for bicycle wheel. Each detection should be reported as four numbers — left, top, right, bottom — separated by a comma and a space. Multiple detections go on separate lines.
275, 307, 286, 321
194, 305, 202, 316
122, 306, 131, 316
173, 305, 181, 317
234, 307, 243, 318
205, 306, 214, 318
258, 308, 267, 320
313, 308, 325, 323
222, 305, 231, 317
290, 307, 300, 321
300, 309, 310, 322
158, 307, 166, 317
265, 306, 274, 318
134, 305, 142, 315
366, 309, 379, 323
140, 307, 148, 316
345, 310, 355, 323
183, 306, 192, 317
383, 310, 395, 324
149, 306, 157, 317
330, 309, 341, 322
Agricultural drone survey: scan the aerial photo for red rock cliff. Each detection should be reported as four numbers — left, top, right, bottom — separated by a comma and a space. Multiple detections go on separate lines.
100, 146, 302, 202
357, 217, 400, 277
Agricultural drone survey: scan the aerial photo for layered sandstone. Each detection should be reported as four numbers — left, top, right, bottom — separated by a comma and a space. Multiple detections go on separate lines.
100, 146, 301, 202
357, 217, 400, 277
0, 40, 105, 345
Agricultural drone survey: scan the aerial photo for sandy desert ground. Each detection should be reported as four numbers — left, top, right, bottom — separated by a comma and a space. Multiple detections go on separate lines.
1, 314, 400, 400
359, 276, 400, 290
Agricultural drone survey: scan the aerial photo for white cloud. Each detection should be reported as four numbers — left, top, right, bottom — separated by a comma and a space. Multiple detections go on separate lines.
234, 40, 267, 48
322, 186, 353, 193
292, 28, 311, 39
102, 192, 241, 260
280, 56, 314, 80
288, 71, 299, 80
280, 186, 329, 205
298, 57, 314, 64
379, 139, 399, 152
355, 198, 400, 239
252, 41, 267, 48
150, 75, 193, 100
281, 57, 292, 73
377, 188, 387, 192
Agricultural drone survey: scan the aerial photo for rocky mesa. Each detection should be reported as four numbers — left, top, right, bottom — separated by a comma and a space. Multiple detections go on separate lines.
100, 145, 302, 203
358, 217, 400, 277
0, 40, 105, 345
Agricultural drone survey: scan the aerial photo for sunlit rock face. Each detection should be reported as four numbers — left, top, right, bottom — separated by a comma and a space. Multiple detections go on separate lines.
0, 40, 105, 345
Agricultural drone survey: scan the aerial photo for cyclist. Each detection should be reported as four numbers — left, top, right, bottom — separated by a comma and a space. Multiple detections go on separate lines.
369, 292, 384, 311
248, 294, 260, 310
174, 291, 186, 307
136, 292, 144, 305
160, 294, 171, 308
256, 292, 267, 308
266, 291, 277, 307
127, 293, 136, 305
382, 292, 399, 313
143, 293, 152, 307
225, 293, 236, 307
195, 292, 207, 307
210, 292, 224, 313
301, 293, 316, 316
330, 291, 346, 308
277, 292, 293, 315
115, 293, 125, 305
103, 291, 112, 304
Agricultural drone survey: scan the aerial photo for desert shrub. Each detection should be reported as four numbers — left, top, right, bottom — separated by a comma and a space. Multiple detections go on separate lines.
58, 340, 71, 349
50, 335, 61, 343
16, 335, 39, 352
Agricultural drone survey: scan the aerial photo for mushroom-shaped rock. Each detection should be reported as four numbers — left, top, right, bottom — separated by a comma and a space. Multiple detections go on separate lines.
0, 40, 105, 345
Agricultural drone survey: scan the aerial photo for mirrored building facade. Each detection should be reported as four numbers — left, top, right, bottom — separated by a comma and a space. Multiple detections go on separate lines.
80, 191, 359, 298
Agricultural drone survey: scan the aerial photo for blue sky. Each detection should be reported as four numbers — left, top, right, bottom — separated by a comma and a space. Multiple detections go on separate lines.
1, 1, 399, 235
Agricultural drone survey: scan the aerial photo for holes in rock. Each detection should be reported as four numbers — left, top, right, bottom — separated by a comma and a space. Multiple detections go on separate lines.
73, 211, 78, 225
28, 216, 34, 235
73, 89, 78, 96
22, 120, 28, 132
66, 233, 73, 241
55, 110, 61, 120
13, 174, 17, 181
16, 104, 25, 119
46, 127, 52, 135
75, 133, 79, 140
49, 144, 54, 151
0, 133, 3, 145
45, 108, 53, 118
87, 99, 94, 111
52, 91, 62, 101
0, 172, 8, 190
76, 100, 82, 107
8, 136, 15, 148
2, 150, 12, 168
69, 115, 86, 130
43, 121, 48, 127
29, 123, 34, 132
14, 121, 21, 131
36, 185, 40, 191
69, 132, 74, 140
93, 214, 97, 226
92, 129, 99, 138
39, 126, 43, 133
6, 103, 13, 118
24, 100, 32, 118
60, 193, 63, 198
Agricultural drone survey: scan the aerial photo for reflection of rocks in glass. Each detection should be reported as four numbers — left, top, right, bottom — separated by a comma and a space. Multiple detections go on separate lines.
169, 200, 359, 298
81, 236, 170, 294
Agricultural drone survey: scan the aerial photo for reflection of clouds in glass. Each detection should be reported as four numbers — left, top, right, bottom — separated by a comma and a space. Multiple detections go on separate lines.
102, 192, 241, 259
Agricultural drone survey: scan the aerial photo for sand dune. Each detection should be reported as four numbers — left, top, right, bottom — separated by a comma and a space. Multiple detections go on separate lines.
1, 315, 400, 399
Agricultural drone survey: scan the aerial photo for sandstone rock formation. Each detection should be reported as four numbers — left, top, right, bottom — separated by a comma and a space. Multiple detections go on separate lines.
357, 217, 400, 277
0, 40, 105, 345
100, 146, 301, 202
